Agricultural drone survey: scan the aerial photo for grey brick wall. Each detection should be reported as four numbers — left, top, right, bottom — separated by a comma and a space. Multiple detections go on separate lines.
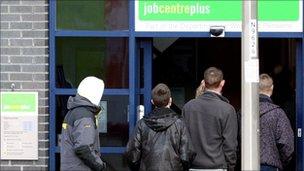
0, 0, 49, 170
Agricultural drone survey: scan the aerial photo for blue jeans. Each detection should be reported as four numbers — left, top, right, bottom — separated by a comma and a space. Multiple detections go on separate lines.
260, 164, 279, 171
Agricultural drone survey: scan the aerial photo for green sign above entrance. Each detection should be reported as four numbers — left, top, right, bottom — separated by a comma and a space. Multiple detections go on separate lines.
139, 1, 299, 21
135, 0, 303, 32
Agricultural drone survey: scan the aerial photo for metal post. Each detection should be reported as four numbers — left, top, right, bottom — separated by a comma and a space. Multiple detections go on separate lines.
241, 0, 260, 170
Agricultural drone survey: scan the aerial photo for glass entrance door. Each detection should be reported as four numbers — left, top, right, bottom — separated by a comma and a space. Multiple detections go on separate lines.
144, 37, 302, 171
137, 39, 153, 117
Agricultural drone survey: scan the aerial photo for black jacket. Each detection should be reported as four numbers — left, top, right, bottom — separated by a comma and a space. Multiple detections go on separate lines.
182, 91, 238, 170
125, 107, 196, 171
60, 95, 106, 171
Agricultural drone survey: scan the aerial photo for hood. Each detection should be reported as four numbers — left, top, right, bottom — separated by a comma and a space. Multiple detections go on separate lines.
77, 76, 104, 106
143, 107, 180, 132
259, 94, 279, 116
67, 94, 101, 114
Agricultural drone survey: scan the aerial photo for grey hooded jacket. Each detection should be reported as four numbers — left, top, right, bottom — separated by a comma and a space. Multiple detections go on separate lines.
60, 94, 106, 171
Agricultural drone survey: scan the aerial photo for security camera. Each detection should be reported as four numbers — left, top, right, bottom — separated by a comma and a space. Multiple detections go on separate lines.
210, 26, 225, 37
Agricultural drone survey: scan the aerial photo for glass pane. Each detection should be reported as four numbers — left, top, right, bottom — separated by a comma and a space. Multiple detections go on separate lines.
56, 153, 130, 170
56, 153, 60, 171
56, 95, 129, 147
99, 95, 129, 147
56, 37, 129, 88
57, 0, 129, 30
56, 95, 70, 146
101, 154, 130, 171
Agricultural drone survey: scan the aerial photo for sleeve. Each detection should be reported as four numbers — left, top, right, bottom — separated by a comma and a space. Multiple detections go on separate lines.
222, 107, 238, 171
178, 120, 196, 171
125, 121, 142, 171
275, 109, 294, 165
72, 117, 106, 171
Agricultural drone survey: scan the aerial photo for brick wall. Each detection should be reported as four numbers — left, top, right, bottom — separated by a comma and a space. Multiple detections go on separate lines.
0, 0, 49, 170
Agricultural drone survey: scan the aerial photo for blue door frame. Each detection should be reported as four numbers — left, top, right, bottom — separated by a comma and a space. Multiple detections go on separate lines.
49, 1, 137, 170
296, 39, 304, 171
140, 39, 153, 114
49, 0, 304, 170
139, 38, 304, 171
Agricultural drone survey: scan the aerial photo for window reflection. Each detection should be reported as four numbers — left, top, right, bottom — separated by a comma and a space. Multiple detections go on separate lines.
56, 151, 130, 170
99, 95, 129, 147
57, 0, 129, 30
56, 95, 69, 146
56, 95, 129, 147
101, 154, 130, 171
56, 37, 129, 88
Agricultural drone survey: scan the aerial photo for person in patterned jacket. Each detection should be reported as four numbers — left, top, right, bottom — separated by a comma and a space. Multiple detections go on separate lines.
259, 73, 294, 171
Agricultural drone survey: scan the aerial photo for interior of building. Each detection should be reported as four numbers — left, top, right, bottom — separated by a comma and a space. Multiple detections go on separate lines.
152, 38, 297, 171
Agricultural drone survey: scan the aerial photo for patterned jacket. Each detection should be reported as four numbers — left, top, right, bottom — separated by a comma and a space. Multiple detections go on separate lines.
259, 94, 294, 169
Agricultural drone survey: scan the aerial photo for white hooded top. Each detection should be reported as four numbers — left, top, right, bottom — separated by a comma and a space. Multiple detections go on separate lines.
77, 76, 105, 106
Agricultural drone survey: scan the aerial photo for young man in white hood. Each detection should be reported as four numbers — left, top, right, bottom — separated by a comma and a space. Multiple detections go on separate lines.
60, 76, 106, 171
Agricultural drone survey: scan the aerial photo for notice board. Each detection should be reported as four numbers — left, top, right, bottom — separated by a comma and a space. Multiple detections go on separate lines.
0, 92, 38, 160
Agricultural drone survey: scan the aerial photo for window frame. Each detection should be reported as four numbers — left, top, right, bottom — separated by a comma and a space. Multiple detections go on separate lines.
49, 1, 304, 170
49, 1, 137, 170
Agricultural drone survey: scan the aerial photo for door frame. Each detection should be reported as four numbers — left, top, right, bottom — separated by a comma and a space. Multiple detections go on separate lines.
139, 39, 153, 115
137, 37, 304, 171
296, 39, 304, 171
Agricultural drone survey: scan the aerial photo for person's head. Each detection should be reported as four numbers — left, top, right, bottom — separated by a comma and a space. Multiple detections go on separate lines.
259, 73, 274, 96
151, 83, 172, 108
77, 76, 105, 106
204, 67, 225, 93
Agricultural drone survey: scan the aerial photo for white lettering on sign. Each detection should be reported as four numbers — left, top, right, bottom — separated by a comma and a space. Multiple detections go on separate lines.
249, 19, 257, 58
143, 2, 211, 16
135, 1, 303, 32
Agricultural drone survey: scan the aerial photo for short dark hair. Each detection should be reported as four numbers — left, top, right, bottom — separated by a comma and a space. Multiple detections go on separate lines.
204, 67, 223, 89
152, 83, 171, 108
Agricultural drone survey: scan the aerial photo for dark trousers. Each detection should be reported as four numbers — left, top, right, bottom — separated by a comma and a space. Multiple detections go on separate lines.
261, 164, 278, 171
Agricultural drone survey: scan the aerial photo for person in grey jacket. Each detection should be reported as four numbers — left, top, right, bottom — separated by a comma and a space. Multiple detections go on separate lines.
125, 83, 196, 171
60, 76, 106, 171
183, 67, 238, 171
259, 74, 294, 171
